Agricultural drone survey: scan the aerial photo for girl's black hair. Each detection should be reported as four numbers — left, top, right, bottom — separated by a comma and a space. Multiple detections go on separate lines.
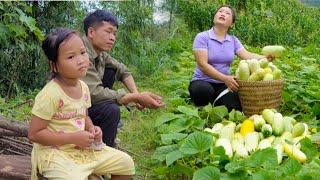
42, 28, 76, 79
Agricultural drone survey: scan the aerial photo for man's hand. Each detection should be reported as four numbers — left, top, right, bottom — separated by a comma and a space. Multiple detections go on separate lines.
135, 103, 145, 110
137, 92, 164, 109
120, 92, 164, 109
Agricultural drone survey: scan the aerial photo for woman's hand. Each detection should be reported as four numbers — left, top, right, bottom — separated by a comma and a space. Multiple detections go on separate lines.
266, 54, 275, 62
223, 75, 239, 92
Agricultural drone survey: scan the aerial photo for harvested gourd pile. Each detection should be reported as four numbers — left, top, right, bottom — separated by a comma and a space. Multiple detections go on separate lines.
204, 108, 311, 164
236, 59, 282, 81
236, 45, 285, 81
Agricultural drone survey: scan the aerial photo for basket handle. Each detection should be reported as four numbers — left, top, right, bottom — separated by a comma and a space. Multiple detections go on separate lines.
213, 88, 229, 105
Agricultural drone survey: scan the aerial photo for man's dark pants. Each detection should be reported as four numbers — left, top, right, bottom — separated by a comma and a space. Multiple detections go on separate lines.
88, 68, 120, 147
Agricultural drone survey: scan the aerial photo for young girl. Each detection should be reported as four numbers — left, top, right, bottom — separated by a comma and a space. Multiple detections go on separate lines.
28, 28, 134, 180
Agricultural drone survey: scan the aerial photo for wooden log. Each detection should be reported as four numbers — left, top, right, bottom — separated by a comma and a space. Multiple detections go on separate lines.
0, 138, 32, 155
0, 115, 28, 137
0, 155, 31, 180
1, 136, 32, 148
5, 149, 27, 156
0, 128, 21, 137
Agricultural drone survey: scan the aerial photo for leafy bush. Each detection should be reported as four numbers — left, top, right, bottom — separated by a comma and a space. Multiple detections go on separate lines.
0, 2, 45, 99
176, 0, 320, 47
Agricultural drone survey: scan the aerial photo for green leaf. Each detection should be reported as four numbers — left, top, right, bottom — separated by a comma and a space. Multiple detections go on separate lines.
220, 171, 248, 180
247, 148, 278, 168
155, 113, 179, 127
192, 166, 220, 180
311, 102, 320, 116
296, 160, 320, 179
168, 97, 188, 107
174, 89, 189, 98
160, 133, 188, 145
225, 160, 248, 174
252, 169, 278, 180
15, 7, 37, 31
166, 150, 185, 166
228, 109, 236, 122
180, 132, 213, 155
25, 5, 32, 13
168, 118, 193, 133
203, 104, 213, 113
168, 163, 194, 176
33, 28, 44, 41
152, 144, 179, 162
314, 159, 320, 166
177, 106, 199, 117
252, 173, 265, 180
0, 23, 8, 43
153, 166, 169, 175
229, 109, 245, 122
225, 148, 278, 174
208, 106, 228, 123
279, 158, 302, 176
300, 137, 318, 160
192, 118, 206, 130
157, 124, 170, 134
7, 24, 27, 38
18, 41, 25, 51
211, 146, 229, 162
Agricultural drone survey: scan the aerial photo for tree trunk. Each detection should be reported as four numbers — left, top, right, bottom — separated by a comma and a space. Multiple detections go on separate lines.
169, 0, 175, 31
0, 116, 28, 137
0, 155, 31, 180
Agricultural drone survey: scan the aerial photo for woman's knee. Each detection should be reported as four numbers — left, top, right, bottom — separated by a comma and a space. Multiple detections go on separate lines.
215, 92, 242, 111
189, 81, 214, 94
189, 81, 215, 106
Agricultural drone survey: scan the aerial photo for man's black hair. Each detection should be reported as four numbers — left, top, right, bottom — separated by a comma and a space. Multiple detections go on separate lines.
83, 9, 118, 36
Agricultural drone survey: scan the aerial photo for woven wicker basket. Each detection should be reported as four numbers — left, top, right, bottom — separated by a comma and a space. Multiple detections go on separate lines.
236, 79, 284, 116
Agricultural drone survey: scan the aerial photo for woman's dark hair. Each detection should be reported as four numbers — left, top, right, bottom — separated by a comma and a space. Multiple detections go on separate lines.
214, 5, 236, 24
42, 28, 77, 79
83, 9, 118, 36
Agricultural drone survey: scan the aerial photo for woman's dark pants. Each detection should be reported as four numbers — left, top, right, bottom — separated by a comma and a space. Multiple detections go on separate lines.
188, 80, 242, 112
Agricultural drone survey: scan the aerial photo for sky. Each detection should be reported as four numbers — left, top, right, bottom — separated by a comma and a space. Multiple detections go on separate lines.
153, 0, 170, 24
83, 0, 170, 24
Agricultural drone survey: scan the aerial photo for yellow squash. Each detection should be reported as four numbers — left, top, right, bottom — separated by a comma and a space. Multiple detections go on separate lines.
240, 119, 255, 137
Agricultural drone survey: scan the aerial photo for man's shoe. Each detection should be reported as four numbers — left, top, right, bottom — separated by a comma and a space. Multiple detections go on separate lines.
114, 137, 121, 148
117, 119, 124, 129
